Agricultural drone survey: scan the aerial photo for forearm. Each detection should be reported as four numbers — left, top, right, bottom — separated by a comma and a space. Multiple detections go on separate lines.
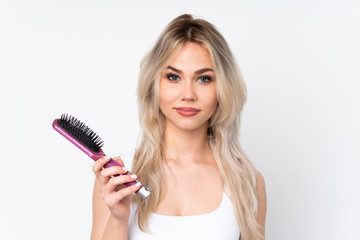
102, 215, 128, 240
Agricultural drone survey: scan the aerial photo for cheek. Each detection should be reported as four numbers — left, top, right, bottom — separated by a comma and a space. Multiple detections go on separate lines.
159, 82, 167, 108
207, 88, 218, 112
159, 80, 180, 107
159, 86, 175, 111
159, 90, 171, 108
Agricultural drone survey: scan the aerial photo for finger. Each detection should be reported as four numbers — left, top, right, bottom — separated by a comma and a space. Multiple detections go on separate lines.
113, 182, 142, 201
101, 177, 140, 207
104, 174, 137, 193
94, 156, 118, 186
92, 156, 112, 175
97, 166, 125, 187
100, 165, 129, 179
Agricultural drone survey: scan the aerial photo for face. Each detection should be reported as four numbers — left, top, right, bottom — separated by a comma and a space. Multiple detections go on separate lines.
159, 42, 217, 132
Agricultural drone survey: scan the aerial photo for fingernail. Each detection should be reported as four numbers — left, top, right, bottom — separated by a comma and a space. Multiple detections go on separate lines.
104, 156, 111, 160
122, 167, 129, 172
130, 174, 137, 179
135, 182, 141, 187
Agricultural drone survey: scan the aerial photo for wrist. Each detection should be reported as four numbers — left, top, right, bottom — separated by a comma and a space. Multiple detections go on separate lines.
102, 215, 128, 240
108, 214, 128, 226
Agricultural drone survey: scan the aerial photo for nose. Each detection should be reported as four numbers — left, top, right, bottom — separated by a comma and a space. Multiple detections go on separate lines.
181, 81, 197, 101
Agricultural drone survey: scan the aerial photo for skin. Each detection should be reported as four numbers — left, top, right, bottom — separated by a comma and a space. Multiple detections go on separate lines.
155, 42, 221, 216
91, 42, 267, 239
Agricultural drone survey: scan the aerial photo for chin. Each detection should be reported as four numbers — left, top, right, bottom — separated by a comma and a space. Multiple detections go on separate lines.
169, 119, 209, 132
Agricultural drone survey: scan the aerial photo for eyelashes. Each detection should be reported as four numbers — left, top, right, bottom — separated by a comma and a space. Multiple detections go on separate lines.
167, 73, 180, 81
197, 75, 212, 83
166, 73, 213, 83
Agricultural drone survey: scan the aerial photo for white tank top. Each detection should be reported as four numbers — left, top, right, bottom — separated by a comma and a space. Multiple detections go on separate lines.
121, 150, 240, 240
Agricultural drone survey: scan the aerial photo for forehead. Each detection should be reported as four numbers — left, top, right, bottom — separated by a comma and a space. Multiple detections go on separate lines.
167, 42, 213, 70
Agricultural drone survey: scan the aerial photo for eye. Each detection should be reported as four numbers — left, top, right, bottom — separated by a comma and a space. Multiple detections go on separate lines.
197, 76, 212, 83
167, 74, 180, 81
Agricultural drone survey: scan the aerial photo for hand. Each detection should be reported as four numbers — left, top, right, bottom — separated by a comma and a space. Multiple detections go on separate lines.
92, 156, 142, 223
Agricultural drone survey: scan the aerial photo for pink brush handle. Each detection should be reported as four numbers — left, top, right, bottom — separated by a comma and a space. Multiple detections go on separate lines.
52, 118, 151, 199
103, 158, 139, 188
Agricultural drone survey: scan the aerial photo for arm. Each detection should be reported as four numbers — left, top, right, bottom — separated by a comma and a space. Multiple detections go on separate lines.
91, 179, 129, 240
90, 156, 141, 240
91, 177, 111, 240
256, 171, 267, 239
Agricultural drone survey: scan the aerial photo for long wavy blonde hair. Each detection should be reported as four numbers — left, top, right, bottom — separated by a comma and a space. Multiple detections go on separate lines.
132, 14, 262, 240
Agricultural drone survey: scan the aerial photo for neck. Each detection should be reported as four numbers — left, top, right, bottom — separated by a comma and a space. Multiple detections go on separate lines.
162, 122, 212, 166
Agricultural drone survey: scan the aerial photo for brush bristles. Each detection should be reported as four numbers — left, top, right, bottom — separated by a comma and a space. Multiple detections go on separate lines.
58, 114, 104, 152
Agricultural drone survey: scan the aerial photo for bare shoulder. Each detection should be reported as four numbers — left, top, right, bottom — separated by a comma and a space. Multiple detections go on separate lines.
256, 170, 267, 237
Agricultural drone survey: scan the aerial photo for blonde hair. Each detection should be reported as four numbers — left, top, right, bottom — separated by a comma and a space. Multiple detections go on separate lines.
132, 14, 263, 240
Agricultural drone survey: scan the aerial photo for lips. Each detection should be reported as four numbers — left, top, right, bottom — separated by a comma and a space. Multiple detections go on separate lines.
174, 107, 200, 117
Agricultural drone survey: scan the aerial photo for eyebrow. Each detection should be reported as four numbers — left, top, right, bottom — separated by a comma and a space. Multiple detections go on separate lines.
167, 66, 214, 75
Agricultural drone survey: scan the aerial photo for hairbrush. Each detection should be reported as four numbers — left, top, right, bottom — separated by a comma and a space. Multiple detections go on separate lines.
52, 113, 151, 199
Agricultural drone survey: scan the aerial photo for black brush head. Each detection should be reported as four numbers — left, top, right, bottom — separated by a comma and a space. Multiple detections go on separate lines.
57, 114, 104, 152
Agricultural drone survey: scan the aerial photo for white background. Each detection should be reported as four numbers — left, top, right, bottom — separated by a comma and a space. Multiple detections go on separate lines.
1, 0, 359, 239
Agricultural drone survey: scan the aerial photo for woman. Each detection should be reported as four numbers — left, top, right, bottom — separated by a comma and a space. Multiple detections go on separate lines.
91, 14, 266, 240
